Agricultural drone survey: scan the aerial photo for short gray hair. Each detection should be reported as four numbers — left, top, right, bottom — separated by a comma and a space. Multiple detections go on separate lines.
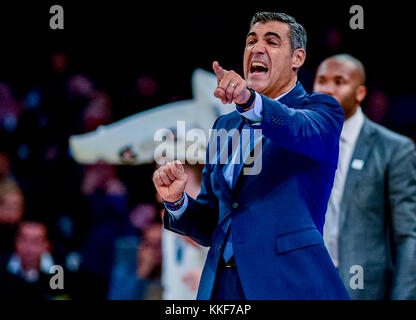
250, 12, 307, 52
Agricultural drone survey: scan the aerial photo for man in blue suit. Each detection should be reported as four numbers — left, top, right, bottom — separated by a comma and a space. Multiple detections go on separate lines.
153, 12, 350, 299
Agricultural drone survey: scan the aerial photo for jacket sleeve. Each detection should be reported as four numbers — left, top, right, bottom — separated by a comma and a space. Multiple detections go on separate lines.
388, 139, 416, 299
163, 118, 221, 247
257, 93, 344, 164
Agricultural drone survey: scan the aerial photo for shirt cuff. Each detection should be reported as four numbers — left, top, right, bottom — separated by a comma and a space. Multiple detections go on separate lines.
165, 193, 189, 221
236, 92, 263, 123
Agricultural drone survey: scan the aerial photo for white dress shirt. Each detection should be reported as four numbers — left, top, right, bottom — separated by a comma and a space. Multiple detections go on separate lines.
323, 106, 364, 267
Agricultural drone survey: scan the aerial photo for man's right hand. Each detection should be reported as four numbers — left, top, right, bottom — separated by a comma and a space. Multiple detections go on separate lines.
152, 160, 188, 203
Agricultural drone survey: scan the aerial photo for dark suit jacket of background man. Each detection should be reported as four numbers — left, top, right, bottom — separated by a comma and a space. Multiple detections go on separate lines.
165, 82, 350, 299
337, 116, 416, 299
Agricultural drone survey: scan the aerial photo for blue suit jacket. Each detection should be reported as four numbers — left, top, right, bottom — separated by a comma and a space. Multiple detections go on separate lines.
164, 82, 351, 299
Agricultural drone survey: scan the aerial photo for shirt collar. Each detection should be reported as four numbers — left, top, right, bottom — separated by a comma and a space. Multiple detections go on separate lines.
237, 81, 298, 123
274, 82, 298, 101
341, 106, 364, 144
7, 253, 55, 280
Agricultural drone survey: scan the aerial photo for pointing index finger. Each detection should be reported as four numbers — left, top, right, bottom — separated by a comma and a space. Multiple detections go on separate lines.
212, 61, 225, 81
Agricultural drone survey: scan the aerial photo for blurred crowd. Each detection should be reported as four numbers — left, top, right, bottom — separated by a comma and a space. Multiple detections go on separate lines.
0, 23, 415, 299
0, 49, 209, 300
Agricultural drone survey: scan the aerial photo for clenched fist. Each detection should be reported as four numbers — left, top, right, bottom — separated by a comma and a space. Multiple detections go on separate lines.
153, 160, 188, 203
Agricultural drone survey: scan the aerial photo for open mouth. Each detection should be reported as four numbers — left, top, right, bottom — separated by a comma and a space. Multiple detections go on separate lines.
250, 61, 269, 75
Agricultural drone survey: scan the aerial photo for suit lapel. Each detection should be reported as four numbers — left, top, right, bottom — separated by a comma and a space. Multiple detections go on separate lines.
213, 113, 244, 203
213, 164, 232, 203
278, 81, 307, 106
233, 134, 265, 195
339, 117, 376, 230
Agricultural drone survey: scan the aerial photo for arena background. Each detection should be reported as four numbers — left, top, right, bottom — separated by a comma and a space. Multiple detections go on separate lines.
0, 1, 414, 300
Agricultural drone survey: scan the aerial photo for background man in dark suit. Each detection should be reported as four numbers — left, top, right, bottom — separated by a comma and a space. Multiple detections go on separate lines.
153, 12, 350, 300
314, 54, 416, 299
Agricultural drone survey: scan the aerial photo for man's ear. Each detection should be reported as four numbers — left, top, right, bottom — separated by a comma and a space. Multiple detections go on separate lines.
355, 85, 367, 104
292, 48, 306, 70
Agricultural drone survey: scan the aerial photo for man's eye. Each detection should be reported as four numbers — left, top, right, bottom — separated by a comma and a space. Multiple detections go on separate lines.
247, 39, 256, 45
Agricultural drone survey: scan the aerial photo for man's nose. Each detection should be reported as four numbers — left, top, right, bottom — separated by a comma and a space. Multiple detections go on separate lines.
252, 41, 266, 54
